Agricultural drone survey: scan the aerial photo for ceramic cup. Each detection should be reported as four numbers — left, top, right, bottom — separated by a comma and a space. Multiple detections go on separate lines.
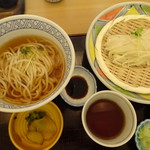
82, 90, 137, 147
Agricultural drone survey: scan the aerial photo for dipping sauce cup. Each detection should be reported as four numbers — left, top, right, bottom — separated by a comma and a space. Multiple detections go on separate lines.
82, 90, 137, 147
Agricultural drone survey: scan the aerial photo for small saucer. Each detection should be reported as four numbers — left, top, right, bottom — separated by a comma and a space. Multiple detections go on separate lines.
60, 66, 97, 107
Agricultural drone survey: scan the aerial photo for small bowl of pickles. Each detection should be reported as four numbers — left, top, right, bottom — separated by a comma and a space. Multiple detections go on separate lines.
8, 102, 63, 150
135, 119, 150, 150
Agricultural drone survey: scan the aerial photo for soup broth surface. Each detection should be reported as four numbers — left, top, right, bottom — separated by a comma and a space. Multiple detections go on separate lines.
86, 99, 125, 139
0, 35, 65, 105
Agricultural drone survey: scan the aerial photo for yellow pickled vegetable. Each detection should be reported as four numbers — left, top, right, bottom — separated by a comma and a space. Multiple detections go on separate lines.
27, 131, 43, 145
29, 116, 57, 140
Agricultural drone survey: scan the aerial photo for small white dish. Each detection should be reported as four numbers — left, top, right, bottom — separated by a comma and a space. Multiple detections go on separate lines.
60, 66, 97, 107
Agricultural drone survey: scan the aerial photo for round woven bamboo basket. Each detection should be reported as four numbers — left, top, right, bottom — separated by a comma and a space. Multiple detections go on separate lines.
95, 15, 150, 94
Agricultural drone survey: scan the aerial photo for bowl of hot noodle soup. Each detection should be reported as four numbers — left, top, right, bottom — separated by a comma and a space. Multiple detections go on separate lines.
0, 14, 75, 112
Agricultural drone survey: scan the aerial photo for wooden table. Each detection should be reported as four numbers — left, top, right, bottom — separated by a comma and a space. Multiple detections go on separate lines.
25, 0, 150, 35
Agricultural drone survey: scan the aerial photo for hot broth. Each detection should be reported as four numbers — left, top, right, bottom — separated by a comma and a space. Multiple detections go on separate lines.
86, 99, 125, 139
0, 36, 65, 105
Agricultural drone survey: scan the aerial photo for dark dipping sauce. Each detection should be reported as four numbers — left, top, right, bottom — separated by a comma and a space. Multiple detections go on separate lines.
86, 99, 125, 140
65, 75, 88, 99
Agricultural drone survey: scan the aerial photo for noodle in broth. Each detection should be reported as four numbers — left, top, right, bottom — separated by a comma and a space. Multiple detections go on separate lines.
0, 36, 65, 105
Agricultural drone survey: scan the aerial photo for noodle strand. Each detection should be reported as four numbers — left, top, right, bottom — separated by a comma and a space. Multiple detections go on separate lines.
0, 37, 64, 105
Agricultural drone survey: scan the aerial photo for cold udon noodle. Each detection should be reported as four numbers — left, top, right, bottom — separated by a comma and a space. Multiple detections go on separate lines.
0, 37, 65, 105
